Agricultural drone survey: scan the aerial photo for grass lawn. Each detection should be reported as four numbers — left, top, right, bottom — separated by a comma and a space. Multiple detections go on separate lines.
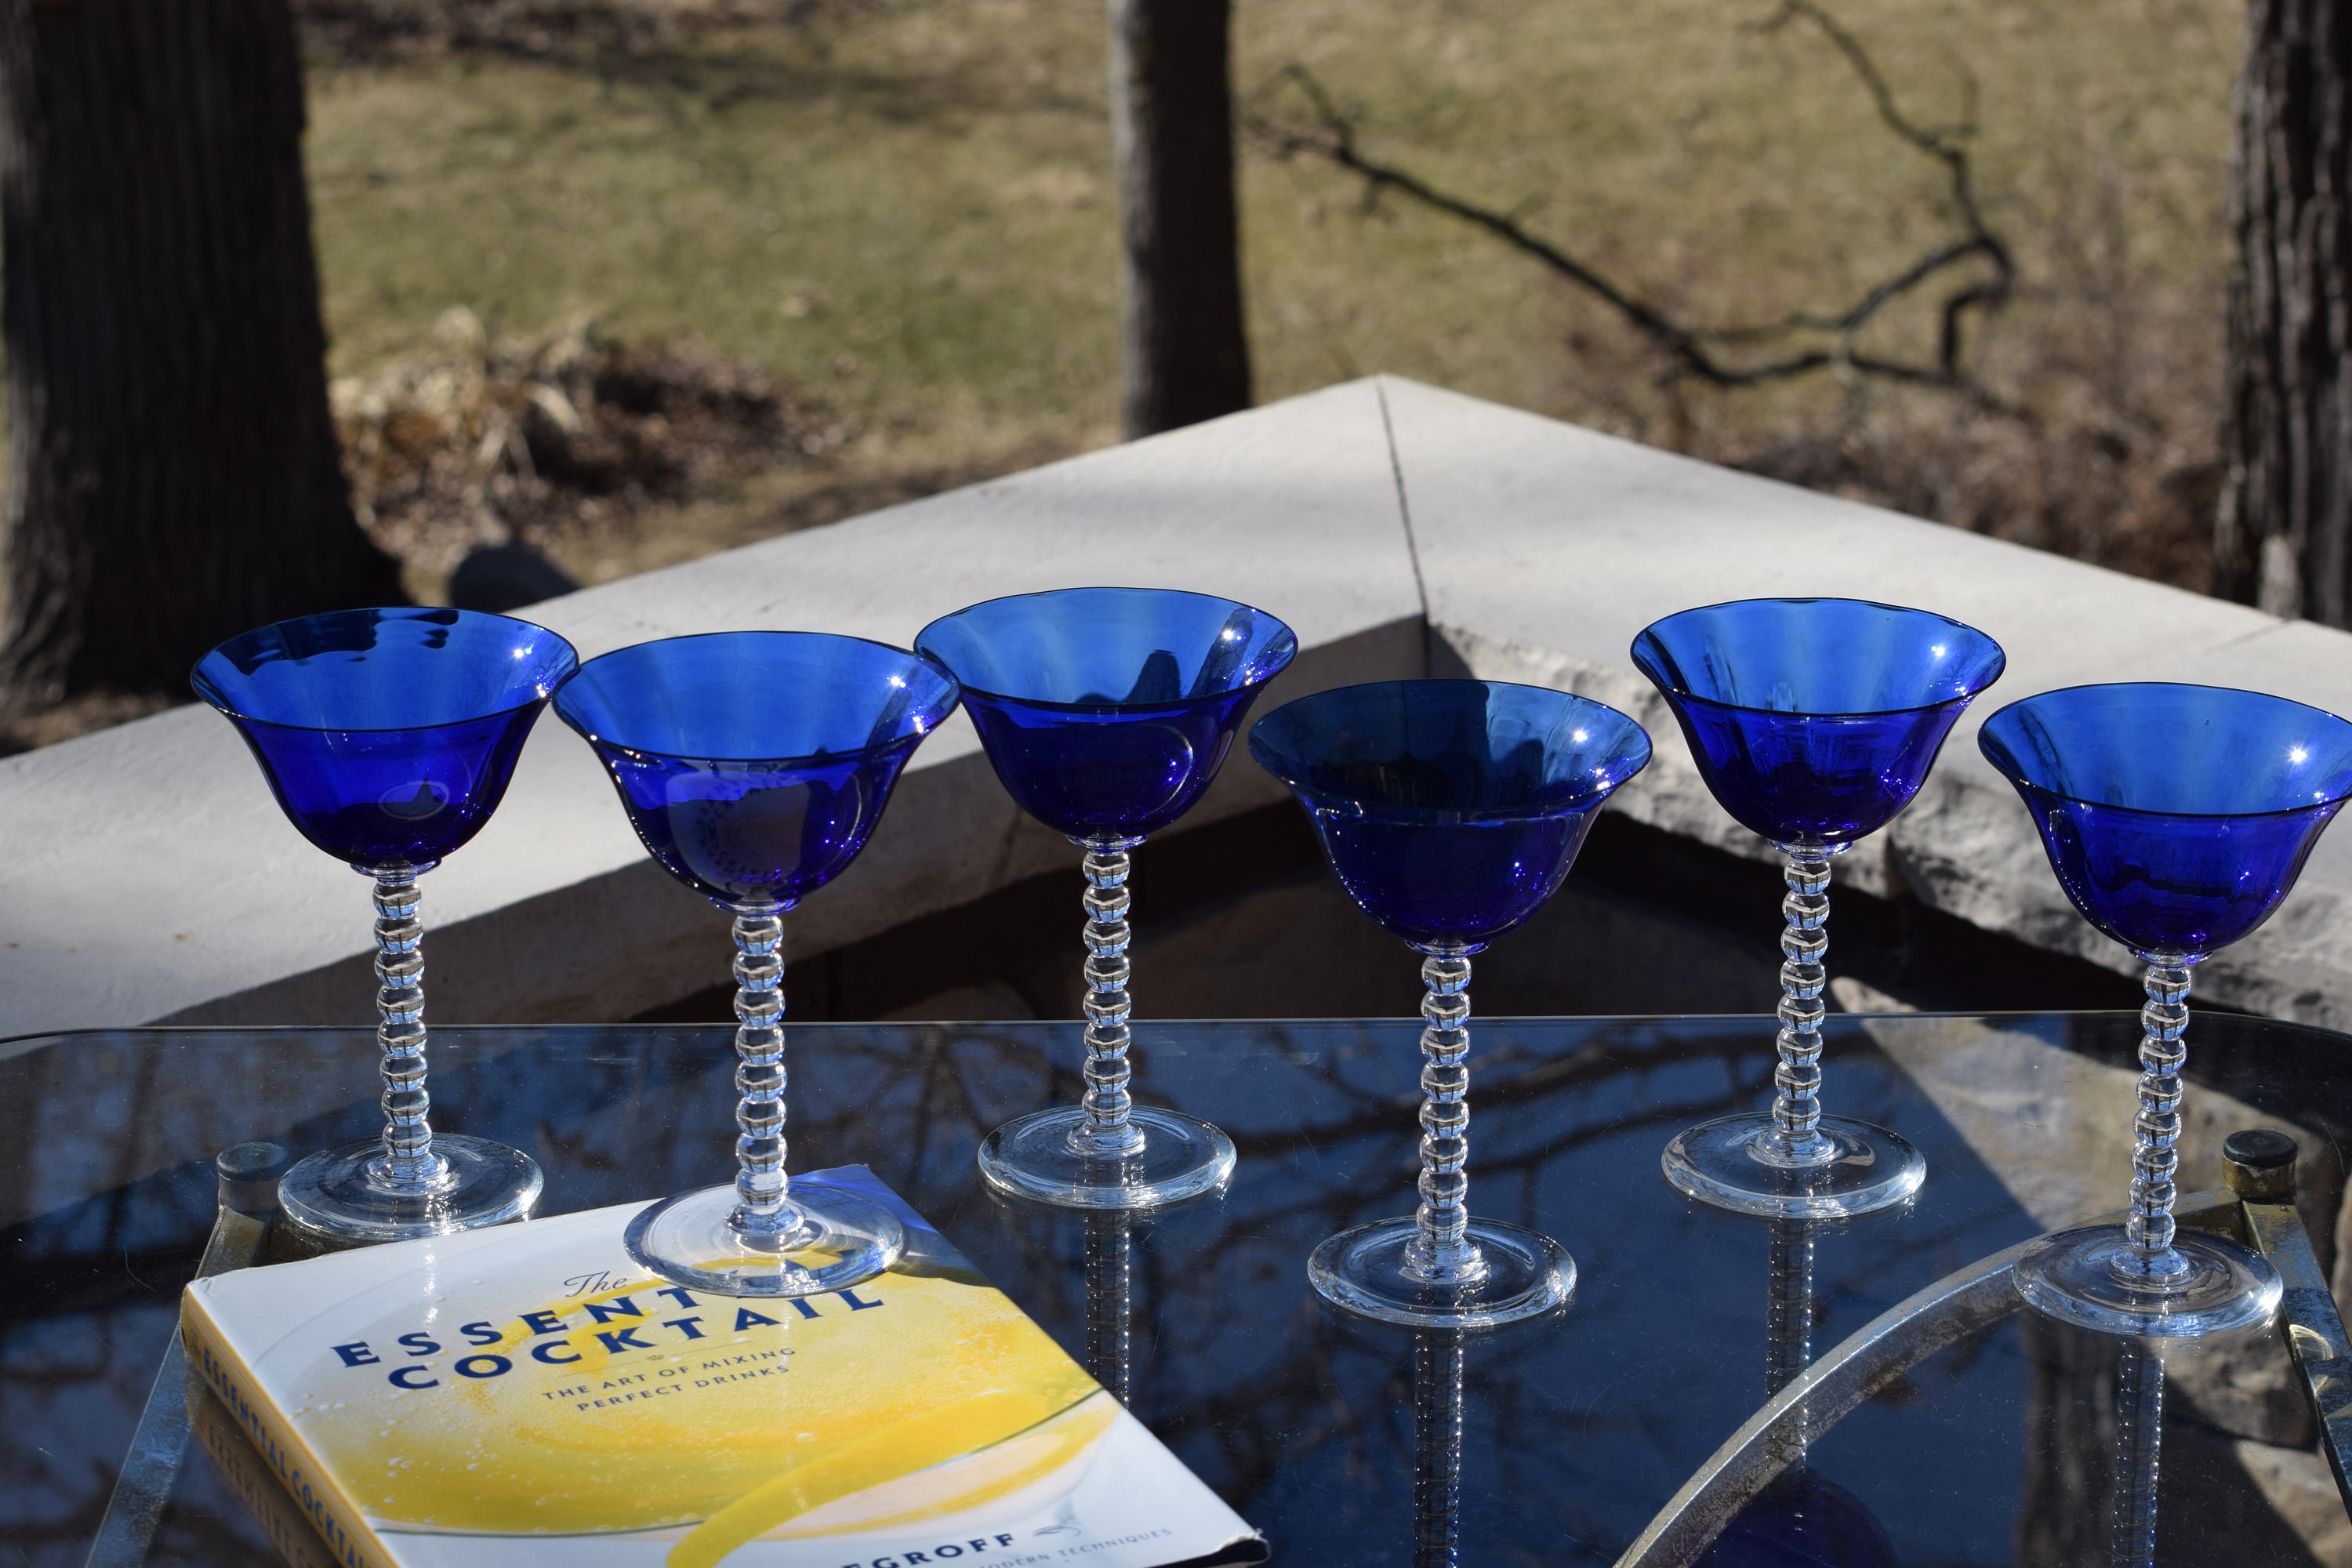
292, 0, 2239, 585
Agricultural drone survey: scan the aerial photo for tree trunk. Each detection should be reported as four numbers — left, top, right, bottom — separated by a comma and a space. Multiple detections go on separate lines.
0, 0, 403, 706
2218, 0, 2352, 624
1105, 0, 1253, 439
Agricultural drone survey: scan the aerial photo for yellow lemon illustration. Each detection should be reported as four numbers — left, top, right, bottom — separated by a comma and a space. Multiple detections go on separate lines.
667, 1388, 1118, 1568
303, 1273, 1098, 1535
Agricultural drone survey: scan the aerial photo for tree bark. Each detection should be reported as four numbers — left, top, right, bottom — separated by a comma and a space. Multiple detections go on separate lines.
1105, 0, 1253, 439
2219, 0, 2352, 624
0, 0, 403, 706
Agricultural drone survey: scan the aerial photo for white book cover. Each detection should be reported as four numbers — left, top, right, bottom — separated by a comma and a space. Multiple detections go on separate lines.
183, 1166, 1266, 1568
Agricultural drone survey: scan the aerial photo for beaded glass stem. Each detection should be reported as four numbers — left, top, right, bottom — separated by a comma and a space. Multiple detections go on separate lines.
1305, 945, 1575, 1327
1660, 840, 1925, 1219
276, 867, 544, 1242
975, 837, 1236, 1209
1765, 846, 1834, 1165
619, 907, 906, 1298
2013, 956, 2280, 1335
2127, 961, 2191, 1281
1410, 949, 1479, 1283
368, 866, 442, 1190
1077, 837, 1148, 1159
728, 906, 797, 1244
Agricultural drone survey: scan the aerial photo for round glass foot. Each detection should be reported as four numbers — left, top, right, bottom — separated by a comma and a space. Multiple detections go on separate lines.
278, 1134, 543, 1244
1308, 1216, 1574, 1329
623, 1180, 904, 1298
977, 1105, 1236, 1210
2015, 1225, 2282, 1338
1662, 1113, 1925, 1219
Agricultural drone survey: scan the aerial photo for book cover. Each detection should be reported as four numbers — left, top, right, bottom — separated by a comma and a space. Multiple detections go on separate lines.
181, 1166, 1266, 1568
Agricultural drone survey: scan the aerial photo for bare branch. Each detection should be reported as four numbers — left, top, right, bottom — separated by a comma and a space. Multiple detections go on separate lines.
1242, 2, 2020, 413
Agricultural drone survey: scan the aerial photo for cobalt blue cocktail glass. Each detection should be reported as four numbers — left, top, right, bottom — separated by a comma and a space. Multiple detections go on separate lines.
1633, 597, 2005, 1219
194, 607, 579, 1243
1251, 679, 1651, 1327
1981, 682, 2352, 1337
916, 587, 1297, 1210
555, 631, 960, 1296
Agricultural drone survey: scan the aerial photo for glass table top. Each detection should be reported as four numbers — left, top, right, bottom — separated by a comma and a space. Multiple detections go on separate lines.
5, 1011, 2350, 1567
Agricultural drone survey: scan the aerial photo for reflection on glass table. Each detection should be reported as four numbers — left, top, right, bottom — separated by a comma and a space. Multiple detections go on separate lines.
9, 1011, 2352, 1567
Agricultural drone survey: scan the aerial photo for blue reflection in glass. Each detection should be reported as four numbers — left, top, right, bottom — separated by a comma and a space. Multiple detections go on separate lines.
192, 607, 580, 869
914, 586, 1298, 839
553, 632, 960, 909
1632, 597, 2006, 844
1697, 1470, 1898, 1568
1249, 680, 1653, 950
1979, 682, 2352, 961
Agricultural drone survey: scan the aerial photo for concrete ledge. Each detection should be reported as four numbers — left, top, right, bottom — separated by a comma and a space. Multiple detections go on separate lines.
5, 374, 2351, 1034
3, 378, 1419, 1033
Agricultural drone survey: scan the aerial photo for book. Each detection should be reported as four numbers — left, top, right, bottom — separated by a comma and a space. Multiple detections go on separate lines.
182, 1166, 1267, 1568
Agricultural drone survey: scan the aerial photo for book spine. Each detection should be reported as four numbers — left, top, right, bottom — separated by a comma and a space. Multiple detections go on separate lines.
180, 1294, 394, 1568
191, 1397, 345, 1568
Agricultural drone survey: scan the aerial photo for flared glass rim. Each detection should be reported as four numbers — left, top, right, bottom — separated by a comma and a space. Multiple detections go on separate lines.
191, 607, 581, 738
1630, 596, 2007, 720
913, 584, 1298, 712
552, 629, 961, 768
1980, 680, 2352, 821
1249, 677, 1653, 822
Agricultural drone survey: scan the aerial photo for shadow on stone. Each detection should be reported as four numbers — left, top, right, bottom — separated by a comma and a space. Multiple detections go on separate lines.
448, 543, 580, 613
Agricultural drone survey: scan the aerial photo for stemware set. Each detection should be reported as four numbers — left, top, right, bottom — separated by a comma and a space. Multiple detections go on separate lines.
196, 589, 2352, 1352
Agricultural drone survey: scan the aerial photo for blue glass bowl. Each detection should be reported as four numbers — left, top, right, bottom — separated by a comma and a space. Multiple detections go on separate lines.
192, 607, 580, 869
1249, 680, 1653, 951
1979, 683, 2352, 961
914, 586, 1298, 840
1632, 598, 2006, 845
552, 631, 960, 910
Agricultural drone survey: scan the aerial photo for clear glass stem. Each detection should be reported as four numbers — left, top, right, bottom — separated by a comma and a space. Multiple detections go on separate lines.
1076, 836, 1148, 1158
1413, 1329, 1467, 1568
2122, 958, 2194, 1289
1766, 1217, 1816, 1468
1083, 1212, 1134, 1406
2110, 1337, 2164, 1568
1761, 843, 1838, 1166
366, 865, 448, 1192
1406, 948, 1485, 1283
729, 903, 803, 1247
